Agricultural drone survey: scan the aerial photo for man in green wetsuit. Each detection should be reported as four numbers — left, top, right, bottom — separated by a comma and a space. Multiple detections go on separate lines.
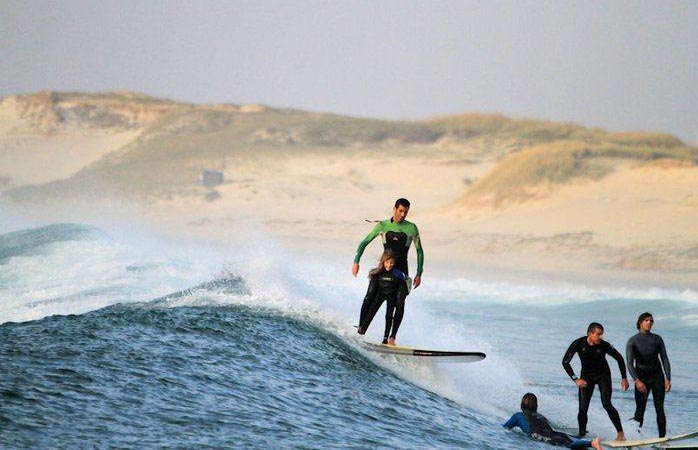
352, 198, 424, 341
351, 198, 424, 285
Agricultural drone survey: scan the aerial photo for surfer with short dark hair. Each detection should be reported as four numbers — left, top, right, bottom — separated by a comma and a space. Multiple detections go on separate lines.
351, 197, 423, 288
504, 393, 603, 449
356, 250, 407, 345
626, 312, 671, 437
562, 322, 629, 442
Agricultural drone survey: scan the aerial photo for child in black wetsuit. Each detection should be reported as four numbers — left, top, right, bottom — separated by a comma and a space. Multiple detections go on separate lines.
504, 393, 603, 450
356, 250, 409, 345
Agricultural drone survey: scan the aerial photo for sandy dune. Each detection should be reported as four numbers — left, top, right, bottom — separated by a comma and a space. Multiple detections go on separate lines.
0, 129, 143, 187
2, 91, 697, 290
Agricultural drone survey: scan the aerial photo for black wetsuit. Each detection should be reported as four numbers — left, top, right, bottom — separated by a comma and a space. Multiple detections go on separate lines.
357, 268, 408, 340
382, 230, 411, 276
562, 337, 627, 436
626, 332, 671, 437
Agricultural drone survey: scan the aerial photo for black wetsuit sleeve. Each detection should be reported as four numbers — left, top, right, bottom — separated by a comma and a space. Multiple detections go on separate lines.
659, 336, 671, 380
363, 276, 379, 304
607, 344, 627, 379
562, 340, 579, 380
626, 337, 638, 380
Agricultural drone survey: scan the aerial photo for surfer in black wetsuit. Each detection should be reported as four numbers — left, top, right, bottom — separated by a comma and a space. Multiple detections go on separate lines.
356, 250, 407, 345
562, 322, 629, 442
504, 393, 603, 449
626, 312, 671, 437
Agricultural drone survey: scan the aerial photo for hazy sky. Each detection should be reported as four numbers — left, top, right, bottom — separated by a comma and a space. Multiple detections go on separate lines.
2, 0, 697, 143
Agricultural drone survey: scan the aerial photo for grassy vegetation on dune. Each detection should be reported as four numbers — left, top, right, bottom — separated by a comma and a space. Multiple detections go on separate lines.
431, 115, 690, 150
5, 91, 696, 202
464, 140, 698, 205
298, 115, 444, 145
49, 91, 186, 106
90, 108, 447, 171
431, 113, 596, 143
605, 131, 685, 148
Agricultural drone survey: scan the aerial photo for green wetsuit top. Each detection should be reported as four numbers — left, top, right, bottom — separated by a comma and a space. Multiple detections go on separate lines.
354, 219, 424, 276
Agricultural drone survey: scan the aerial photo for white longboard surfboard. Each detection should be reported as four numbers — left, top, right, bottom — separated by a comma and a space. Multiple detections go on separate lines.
361, 342, 486, 363
605, 430, 698, 449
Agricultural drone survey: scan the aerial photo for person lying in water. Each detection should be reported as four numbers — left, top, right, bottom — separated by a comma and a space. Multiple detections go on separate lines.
504, 393, 603, 450
356, 250, 409, 345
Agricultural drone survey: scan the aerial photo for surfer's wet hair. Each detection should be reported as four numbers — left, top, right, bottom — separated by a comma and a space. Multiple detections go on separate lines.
521, 393, 538, 412
587, 322, 604, 333
636, 312, 653, 330
394, 198, 410, 209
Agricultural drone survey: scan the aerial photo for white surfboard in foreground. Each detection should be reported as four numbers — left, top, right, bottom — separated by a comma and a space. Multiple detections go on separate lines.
361, 342, 486, 363
605, 429, 698, 449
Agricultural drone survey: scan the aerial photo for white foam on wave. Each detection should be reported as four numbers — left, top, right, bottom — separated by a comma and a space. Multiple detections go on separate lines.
427, 276, 698, 305
0, 228, 220, 324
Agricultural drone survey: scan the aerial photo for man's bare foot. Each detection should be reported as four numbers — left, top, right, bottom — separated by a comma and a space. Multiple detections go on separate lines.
615, 431, 626, 441
591, 437, 603, 450
387, 337, 396, 346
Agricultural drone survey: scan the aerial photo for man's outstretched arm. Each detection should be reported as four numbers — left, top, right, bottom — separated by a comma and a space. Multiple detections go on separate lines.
659, 336, 671, 391
608, 344, 628, 379
608, 344, 629, 390
413, 230, 424, 287
352, 223, 382, 277
562, 340, 580, 381
625, 338, 638, 380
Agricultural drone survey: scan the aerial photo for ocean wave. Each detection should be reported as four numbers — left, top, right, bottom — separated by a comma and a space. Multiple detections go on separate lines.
0, 303, 507, 450
0, 223, 107, 264
2, 223, 695, 438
